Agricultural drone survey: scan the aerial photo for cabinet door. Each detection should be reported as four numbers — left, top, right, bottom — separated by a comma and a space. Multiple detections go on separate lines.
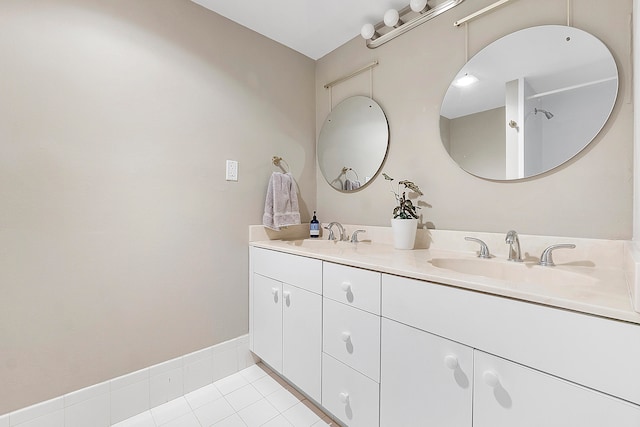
282, 283, 322, 402
474, 351, 640, 427
252, 274, 283, 372
380, 318, 473, 427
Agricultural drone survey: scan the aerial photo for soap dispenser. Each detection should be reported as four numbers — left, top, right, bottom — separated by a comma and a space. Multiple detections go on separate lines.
310, 211, 320, 238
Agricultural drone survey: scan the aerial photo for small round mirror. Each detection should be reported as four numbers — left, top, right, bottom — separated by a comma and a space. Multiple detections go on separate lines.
440, 25, 618, 180
318, 96, 389, 191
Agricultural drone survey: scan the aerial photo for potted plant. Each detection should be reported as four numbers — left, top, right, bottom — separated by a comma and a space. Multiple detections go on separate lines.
383, 173, 423, 249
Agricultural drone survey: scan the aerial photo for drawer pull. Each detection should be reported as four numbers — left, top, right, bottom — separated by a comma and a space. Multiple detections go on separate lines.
341, 281, 352, 292
283, 291, 291, 299
271, 288, 279, 296
341, 331, 352, 342
483, 370, 500, 388
339, 392, 350, 404
444, 355, 459, 370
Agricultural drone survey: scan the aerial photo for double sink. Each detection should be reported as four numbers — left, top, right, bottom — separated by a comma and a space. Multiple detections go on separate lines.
283, 230, 594, 289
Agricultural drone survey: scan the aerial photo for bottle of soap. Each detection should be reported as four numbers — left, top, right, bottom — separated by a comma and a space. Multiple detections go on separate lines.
310, 211, 320, 238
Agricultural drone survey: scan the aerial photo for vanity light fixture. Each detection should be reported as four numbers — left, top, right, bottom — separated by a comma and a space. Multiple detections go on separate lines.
410, 0, 430, 13
452, 73, 479, 87
383, 9, 403, 28
361, 23, 380, 40
362, 0, 466, 47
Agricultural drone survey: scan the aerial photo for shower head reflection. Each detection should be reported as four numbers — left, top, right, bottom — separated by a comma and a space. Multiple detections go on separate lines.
534, 108, 554, 120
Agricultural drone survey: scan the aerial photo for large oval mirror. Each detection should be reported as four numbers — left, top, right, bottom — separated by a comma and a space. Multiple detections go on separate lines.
440, 25, 618, 180
318, 96, 389, 191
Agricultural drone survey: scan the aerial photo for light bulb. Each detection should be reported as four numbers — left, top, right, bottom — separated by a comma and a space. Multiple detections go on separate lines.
383, 9, 402, 28
361, 23, 376, 40
410, 0, 429, 13
453, 73, 479, 87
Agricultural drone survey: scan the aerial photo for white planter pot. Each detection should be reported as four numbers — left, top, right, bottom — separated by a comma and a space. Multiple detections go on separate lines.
391, 218, 418, 250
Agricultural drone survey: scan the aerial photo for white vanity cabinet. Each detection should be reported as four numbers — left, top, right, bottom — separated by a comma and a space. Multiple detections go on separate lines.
249, 244, 640, 427
380, 318, 473, 427
250, 247, 323, 402
381, 273, 640, 427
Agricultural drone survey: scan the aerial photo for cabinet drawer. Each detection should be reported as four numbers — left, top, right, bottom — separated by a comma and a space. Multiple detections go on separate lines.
322, 353, 380, 427
323, 262, 381, 314
251, 247, 322, 294
382, 274, 640, 405
474, 351, 640, 427
323, 298, 381, 382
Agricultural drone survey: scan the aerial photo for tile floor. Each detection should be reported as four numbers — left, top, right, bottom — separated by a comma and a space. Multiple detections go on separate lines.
111, 363, 337, 427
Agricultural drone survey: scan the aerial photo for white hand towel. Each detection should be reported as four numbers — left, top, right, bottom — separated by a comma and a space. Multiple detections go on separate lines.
344, 179, 361, 191
263, 172, 301, 231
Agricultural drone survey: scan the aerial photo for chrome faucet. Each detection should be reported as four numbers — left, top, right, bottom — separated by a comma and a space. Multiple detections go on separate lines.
539, 244, 576, 267
325, 222, 346, 241
505, 230, 523, 262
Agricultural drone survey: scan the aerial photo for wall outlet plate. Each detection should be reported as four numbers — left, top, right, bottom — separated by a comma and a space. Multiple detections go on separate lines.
226, 160, 238, 181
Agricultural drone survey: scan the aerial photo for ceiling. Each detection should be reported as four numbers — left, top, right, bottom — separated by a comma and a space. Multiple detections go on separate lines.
190, 0, 408, 60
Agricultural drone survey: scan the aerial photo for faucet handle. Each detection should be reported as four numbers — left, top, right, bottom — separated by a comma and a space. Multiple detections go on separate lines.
539, 244, 576, 267
350, 230, 366, 243
324, 226, 335, 241
465, 237, 491, 259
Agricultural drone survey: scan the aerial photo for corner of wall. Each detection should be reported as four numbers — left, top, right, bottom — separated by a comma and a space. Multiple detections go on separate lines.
634, 0, 640, 241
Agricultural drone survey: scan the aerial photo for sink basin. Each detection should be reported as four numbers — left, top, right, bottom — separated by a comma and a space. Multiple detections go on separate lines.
430, 257, 597, 287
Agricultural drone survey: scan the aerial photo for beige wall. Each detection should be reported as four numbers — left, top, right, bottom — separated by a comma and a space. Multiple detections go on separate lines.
635, 0, 640, 241
0, 0, 315, 413
316, 0, 633, 239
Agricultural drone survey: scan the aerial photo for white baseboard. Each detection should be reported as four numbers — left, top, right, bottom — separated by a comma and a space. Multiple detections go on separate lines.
1, 334, 256, 427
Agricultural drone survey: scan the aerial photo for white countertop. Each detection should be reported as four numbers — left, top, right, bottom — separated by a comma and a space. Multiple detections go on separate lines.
250, 236, 640, 325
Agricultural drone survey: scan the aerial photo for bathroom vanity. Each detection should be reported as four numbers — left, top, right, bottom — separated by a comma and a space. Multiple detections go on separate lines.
248, 228, 640, 427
